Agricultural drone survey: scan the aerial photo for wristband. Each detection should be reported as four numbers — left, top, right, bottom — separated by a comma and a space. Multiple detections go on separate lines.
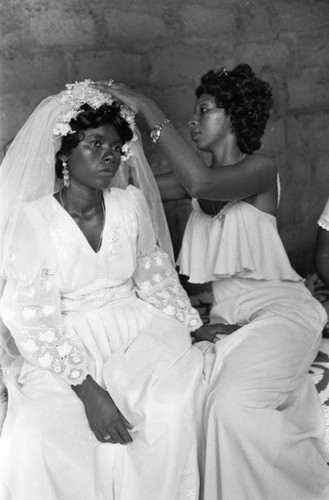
150, 119, 172, 144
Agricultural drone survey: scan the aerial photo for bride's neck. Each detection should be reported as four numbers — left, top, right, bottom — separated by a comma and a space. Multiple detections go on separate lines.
61, 184, 103, 216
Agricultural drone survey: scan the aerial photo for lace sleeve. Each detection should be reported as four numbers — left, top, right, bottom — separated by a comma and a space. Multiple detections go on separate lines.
127, 186, 201, 330
0, 273, 89, 386
133, 247, 202, 332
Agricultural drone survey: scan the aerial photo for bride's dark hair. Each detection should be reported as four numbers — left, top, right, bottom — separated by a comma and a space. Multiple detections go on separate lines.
55, 102, 133, 178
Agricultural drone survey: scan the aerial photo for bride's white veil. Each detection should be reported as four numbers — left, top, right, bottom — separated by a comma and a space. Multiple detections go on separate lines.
0, 81, 174, 280
0, 81, 174, 375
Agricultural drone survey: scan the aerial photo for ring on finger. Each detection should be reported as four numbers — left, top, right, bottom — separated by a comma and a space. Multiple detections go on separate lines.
104, 434, 111, 441
107, 79, 115, 87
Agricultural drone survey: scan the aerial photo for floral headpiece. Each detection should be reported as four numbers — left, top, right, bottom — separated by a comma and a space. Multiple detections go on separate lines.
53, 79, 137, 160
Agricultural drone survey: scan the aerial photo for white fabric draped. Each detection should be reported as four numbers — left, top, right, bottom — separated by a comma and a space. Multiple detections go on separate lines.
179, 198, 329, 500
0, 186, 203, 500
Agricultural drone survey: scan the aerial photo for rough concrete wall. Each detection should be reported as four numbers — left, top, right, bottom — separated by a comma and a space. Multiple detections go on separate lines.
1, 0, 329, 275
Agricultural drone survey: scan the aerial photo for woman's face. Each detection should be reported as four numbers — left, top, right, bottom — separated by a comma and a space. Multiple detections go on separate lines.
189, 93, 231, 153
66, 124, 123, 191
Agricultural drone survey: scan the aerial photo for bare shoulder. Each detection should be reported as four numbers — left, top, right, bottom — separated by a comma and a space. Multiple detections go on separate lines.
246, 154, 278, 213
244, 153, 277, 190
248, 153, 276, 172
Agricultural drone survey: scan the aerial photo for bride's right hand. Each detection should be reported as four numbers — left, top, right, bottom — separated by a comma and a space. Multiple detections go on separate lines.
72, 375, 133, 445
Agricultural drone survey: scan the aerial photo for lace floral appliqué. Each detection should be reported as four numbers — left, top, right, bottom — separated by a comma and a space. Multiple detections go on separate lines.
134, 248, 202, 332
1, 272, 88, 385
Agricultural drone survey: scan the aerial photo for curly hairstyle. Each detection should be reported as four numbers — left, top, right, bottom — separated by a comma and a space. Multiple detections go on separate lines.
55, 101, 133, 178
196, 64, 273, 154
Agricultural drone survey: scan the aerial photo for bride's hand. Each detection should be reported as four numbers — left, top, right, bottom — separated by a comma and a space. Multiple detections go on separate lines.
72, 375, 133, 445
91, 80, 150, 113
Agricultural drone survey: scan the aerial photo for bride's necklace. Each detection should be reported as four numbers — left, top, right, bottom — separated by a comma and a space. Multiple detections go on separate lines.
59, 190, 105, 252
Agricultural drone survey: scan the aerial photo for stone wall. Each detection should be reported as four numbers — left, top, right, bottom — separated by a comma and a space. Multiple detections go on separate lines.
1, 0, 329, 275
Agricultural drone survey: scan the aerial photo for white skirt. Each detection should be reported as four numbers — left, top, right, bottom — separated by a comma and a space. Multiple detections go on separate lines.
0, 295, 203, 500
196, 277, 329, 500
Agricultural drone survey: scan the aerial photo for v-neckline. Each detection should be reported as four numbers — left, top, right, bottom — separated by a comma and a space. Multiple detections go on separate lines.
53, 192, 108, 255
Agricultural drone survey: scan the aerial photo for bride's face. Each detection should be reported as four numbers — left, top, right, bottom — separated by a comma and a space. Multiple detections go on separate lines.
66, 124, 123, 190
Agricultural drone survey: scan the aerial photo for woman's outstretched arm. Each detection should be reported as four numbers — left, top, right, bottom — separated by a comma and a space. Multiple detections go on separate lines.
93, 82, 276, 202
155, 172, 189, 201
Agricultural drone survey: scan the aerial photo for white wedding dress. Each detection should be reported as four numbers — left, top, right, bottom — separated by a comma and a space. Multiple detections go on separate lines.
0, 186, 203, 500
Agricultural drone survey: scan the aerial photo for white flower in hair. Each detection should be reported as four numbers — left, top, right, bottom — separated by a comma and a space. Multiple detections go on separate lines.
119, 106, 136, 128
121, 131, 138, 161
53, 79, 136, 158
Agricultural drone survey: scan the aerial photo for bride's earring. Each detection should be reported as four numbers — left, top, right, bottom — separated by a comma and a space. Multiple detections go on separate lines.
62, 160, 70, 187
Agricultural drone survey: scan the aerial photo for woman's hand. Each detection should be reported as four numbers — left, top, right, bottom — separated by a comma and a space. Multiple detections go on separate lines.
72, 375, 133, 445
91, 81, 150, 113
191, 323, 241, 343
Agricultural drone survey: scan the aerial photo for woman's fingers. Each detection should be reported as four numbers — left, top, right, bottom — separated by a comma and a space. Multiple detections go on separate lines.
192, 324, 236, 343
192, 329, 217, 343
116, 420, 133, 444
101, 421, 133, 445
96, 430, 109, 443
91, 81, 127, 93
106, 427, 127, 445
98, 411, 133, 445
90, 81, 142, 111
92, 80, 108, 86
120, 412, 134, 429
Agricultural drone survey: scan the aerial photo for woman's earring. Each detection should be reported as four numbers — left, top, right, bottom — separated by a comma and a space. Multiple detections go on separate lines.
62, 160, 70, 187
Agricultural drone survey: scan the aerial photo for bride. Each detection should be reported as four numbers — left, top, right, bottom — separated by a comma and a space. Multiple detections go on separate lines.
0, 80, 203, 500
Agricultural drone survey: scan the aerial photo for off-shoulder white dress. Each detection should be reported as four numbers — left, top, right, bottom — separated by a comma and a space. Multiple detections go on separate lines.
0, 186, 203, 500
178, 199, 329, 500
